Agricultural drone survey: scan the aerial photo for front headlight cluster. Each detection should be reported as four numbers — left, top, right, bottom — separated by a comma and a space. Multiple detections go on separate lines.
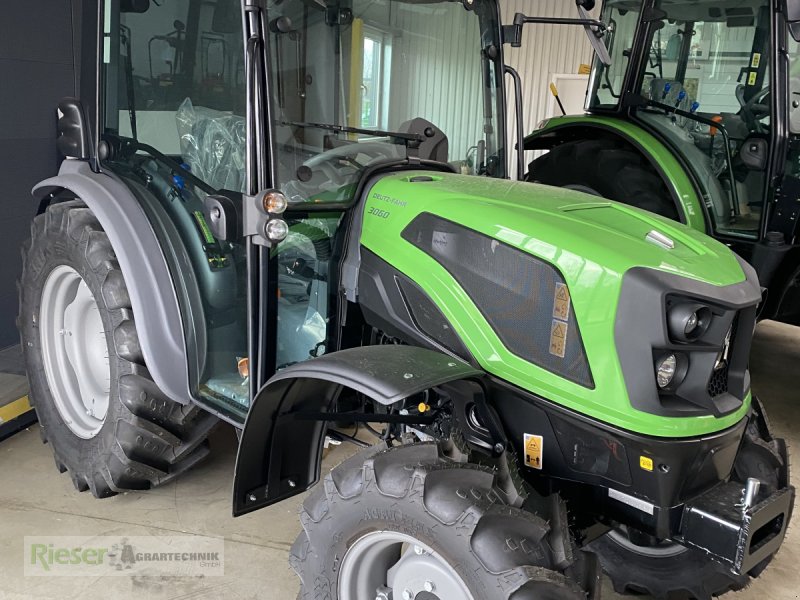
653, 302, 714, 390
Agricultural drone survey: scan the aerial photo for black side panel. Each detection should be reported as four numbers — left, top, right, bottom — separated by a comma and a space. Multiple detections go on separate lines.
358, 246, 473, 361
0, 0, 79, 347
232, 345, 482, 515
401, 212, 593, 388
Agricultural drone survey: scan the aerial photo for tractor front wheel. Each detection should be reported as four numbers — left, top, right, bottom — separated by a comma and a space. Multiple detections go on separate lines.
291, 441, 590, 600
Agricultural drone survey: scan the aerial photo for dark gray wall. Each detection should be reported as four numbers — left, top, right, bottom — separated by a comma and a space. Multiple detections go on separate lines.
0, 1, 76, 348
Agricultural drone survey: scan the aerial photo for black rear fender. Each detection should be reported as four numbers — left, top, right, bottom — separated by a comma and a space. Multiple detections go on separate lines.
232, 345, 482, 516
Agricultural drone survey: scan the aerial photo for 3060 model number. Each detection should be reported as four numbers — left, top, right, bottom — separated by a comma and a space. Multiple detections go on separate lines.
368, 207, 390, 219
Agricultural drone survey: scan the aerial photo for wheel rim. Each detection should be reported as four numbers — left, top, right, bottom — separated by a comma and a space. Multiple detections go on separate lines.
39, 265, 110, 439
607, 526, 688, 558
338, 531, 474, 600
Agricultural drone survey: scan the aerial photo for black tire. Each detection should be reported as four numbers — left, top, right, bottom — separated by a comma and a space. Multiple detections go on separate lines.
526, 139, 680, 220
19, 200, 217, 498
587, 533, 747, 600
291, 441, 589, 600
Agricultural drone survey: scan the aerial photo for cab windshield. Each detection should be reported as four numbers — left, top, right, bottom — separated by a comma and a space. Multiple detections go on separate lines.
264, 0, 506, 204
590, 0, 771, 238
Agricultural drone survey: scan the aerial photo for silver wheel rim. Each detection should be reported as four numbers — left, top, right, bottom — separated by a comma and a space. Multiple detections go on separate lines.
338, 531, 474, 600
39, 265, 110, 439
607, 527, 687, 558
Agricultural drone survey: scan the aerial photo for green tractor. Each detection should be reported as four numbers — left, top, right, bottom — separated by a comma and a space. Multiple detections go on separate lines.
19, 0, 792, 598
525, 0, 800, 327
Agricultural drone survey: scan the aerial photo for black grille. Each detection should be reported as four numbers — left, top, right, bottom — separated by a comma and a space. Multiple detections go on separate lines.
401, 213, 593, 388
707, 365, 729, 397
707, 314, 738, 398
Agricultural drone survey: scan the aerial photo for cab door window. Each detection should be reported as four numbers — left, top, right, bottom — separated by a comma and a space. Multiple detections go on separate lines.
102, 0, 251, 415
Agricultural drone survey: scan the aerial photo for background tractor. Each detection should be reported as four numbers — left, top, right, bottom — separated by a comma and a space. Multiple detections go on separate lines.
525, 0, 800, 327
16, 0, 793, 598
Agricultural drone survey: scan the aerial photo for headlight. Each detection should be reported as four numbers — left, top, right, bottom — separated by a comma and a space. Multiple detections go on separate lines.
667, 303, 712, 342
655, 354, 677, 388
264, 218, 289, 242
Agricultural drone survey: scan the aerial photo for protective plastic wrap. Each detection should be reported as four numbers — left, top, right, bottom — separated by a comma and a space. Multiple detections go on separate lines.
176, 97, 247, 192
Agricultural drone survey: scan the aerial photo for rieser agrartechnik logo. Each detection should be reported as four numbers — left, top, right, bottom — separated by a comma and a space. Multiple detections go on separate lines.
24, 536, 224, 577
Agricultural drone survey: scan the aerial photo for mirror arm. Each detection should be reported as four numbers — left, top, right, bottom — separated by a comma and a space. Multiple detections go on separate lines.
503, 13, 607, 47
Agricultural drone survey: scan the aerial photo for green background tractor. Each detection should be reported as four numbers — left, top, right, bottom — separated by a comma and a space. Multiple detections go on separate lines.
16, 0, 793, 598
525, 0, 800, 328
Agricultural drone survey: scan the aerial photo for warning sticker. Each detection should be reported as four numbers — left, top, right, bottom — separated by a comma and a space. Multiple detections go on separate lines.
639, 455, 654, 472
524, 434, 543, 470
751, 53, 761, 68
549, 319, 568, 358
553, 283, 571, 320
748, 71, 758, 86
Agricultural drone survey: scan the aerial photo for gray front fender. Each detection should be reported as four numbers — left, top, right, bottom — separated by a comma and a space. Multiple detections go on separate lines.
232, 345, 483, 516
33, 160, 194, 405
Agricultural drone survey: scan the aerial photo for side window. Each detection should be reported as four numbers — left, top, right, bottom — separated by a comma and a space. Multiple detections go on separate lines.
102, 0, 251, 415
104, 0, 246, 192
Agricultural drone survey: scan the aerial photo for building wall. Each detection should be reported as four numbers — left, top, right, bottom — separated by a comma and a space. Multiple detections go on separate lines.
500, 0, 598, 178
0, 1, 77, 349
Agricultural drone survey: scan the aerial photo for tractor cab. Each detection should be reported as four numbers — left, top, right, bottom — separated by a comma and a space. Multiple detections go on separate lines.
525, 0, 800, 325
588, 0, 776, 237
97, 0, 507, 422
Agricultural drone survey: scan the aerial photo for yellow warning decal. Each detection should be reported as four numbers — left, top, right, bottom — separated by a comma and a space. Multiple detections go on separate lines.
549, 319, 568, 358
748, 71, 757, 86
524, 433, 543, 470
553, 283, 571, 320
751, 53, 761, 68
639, 455, 654, 472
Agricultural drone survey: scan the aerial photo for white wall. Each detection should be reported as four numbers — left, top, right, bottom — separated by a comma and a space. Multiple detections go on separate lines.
501, 0, 599, 178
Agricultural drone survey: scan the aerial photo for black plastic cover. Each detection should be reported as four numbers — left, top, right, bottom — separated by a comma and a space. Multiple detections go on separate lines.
232, 345, 482, 516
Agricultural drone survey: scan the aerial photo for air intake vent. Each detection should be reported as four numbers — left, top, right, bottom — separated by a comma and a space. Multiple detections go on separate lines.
402, 213, 593, 387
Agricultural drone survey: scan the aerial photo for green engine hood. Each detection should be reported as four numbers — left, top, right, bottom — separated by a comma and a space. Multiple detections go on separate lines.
358, 171, 751, 437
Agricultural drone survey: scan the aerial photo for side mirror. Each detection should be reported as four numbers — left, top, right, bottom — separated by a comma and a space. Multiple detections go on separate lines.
576, 0, 611, 66
56, 97, 91, 160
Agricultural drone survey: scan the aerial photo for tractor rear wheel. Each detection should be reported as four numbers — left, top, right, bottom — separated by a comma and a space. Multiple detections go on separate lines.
291, 441, 590, 600
526, 139, 679, 220
19, 200, 216, 498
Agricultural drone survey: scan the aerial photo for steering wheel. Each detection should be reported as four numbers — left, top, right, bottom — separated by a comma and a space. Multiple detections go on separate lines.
736, 84, 770, 133
300, 141, 398, 189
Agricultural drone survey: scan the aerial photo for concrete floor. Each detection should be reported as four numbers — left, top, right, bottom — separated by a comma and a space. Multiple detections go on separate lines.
0, 321, 798, 600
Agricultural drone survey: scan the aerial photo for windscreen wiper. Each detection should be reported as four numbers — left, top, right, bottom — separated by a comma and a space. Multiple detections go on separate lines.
280, 120, 433, 149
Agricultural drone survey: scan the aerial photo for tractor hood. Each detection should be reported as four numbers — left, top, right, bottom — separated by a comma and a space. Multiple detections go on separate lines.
357, 171, 757, 438
360, 171, 745, 288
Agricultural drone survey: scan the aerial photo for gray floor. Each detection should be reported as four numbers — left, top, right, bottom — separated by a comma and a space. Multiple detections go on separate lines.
0, 322, 798, 599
